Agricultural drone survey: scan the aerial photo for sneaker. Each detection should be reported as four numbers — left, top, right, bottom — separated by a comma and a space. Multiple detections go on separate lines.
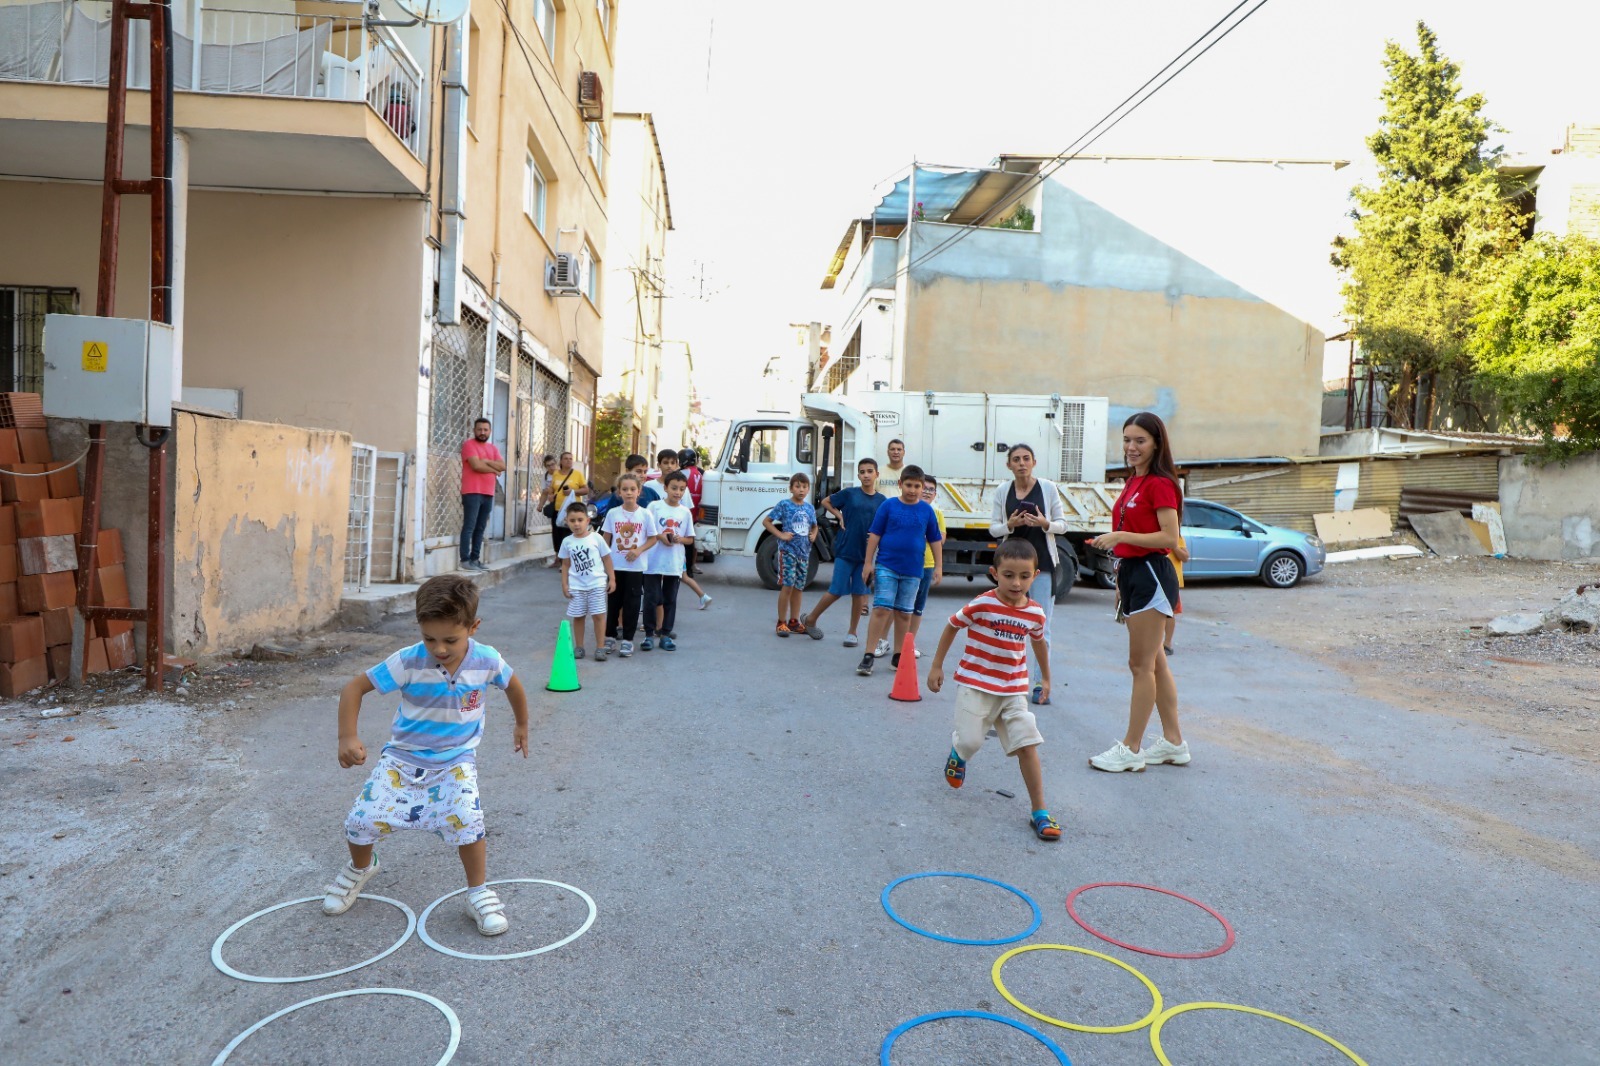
914, 648, 922, 659
468, 559, 488, 572
945, 748, 966, 789
1089, 741, 1146, 773
321, 856, 381, 915
699, 593, 713, 610
605, 637, 618, 653
788, 618, 807, 637
640, 636, 655, 651
1141, 736, 1191, 766
593, 648, 608, 662
776, 621, 791, 638
574, 646, 586, 660
855, 654, 875, 677
873, 638, 891, 658
660, 636, 677, 651
466, 886, 509, 936
619, 640, 634, 657
1030, 685, 1051, 706
843, 633, 860, 648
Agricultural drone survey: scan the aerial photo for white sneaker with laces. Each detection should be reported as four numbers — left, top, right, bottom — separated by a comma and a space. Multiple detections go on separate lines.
914, 649, 922, 659
1089, 741, 1146, 773
873, 638, 891, 658
1141, 736, 1191, 766
466, 886, 509, 936
321, 856, 381, 915
699, 593, 713, 610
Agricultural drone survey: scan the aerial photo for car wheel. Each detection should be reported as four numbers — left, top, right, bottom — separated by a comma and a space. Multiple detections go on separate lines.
754, 535, 781, 590
1261, 550, 1304, 589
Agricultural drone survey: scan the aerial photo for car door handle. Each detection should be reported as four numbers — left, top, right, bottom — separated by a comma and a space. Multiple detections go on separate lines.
772, 476, 790, 481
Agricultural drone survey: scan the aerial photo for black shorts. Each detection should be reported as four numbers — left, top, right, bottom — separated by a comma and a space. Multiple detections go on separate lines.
1116, 553, 1179, 620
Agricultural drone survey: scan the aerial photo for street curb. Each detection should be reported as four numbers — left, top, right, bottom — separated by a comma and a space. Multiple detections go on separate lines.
336, 552, 552, 628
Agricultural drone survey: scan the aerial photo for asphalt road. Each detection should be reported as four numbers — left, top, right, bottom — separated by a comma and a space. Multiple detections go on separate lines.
5, 557, 1598, 1064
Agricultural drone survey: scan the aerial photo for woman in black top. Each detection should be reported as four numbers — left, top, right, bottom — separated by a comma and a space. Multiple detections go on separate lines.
987, 443, 1069, 705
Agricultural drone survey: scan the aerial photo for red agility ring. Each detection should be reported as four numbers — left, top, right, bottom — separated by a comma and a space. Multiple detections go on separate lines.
1065, 882, 1236, 960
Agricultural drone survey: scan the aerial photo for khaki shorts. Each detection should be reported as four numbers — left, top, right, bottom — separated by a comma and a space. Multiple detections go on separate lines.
952, 685, 1043, 761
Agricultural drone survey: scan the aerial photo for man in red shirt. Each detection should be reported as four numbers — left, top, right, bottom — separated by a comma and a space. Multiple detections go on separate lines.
460, 418, 505, 572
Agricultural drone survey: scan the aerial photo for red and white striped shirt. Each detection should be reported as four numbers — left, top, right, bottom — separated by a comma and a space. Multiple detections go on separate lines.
948, 590, 1047, 696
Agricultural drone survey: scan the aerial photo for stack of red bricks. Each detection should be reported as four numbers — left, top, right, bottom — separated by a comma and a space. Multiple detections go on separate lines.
0, 421, 136, 697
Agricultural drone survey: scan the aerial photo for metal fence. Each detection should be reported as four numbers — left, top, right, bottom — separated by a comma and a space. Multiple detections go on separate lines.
510, 353, 568, 536
426, 310, 488, 540
0, 286, 76, 395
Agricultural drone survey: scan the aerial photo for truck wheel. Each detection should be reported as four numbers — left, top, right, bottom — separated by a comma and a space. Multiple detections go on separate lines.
1052, 539, 1078, 603
804, 547, 821, 589
755, 535, 781, 590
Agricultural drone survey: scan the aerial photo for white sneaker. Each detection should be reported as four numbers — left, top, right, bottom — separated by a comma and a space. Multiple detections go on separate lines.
873, 638, 891, 658
1089, 741, 1146, 773
619, 640, 634, 657
699, 593, 713, 610
1142, 736, 1191, 766
914, 648, 922, 659
321, 856, 380, 915
466, 886, 509, 936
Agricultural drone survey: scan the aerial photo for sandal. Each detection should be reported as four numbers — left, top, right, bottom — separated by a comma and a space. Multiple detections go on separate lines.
776, 621, 791, 638
788, 617, 807, 636
466, 887, 509, 936
945, 749, 966, 789
1030, 811, 1062, 842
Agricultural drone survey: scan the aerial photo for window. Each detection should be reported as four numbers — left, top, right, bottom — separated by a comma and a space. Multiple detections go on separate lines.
532, 0, 556, 57
586, 120, 605, 181
523, 152, 547, 231
1182, 504, 1238, 531
596, 0, 609, 39
569, 397, 593, 468
579, 243, 600, 304
742, 426, 790, 469
1, 286, 77, 396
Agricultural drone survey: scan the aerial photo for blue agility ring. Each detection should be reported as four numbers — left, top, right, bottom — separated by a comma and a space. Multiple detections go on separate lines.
881, 871, 1043, 946
881, 1010, 1072, 1065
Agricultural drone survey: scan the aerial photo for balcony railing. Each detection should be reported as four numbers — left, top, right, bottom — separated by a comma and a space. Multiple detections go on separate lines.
0, 1, 425, 160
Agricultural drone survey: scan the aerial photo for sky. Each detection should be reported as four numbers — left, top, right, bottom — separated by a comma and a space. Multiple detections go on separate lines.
615, 1, 1600, 419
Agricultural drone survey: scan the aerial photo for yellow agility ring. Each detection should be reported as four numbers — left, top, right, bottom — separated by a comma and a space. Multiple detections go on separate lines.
1150, 1002, 1369, 1066
990, 944, 1163, 1034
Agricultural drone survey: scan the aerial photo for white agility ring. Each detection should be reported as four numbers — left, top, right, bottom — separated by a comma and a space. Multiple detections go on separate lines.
211, 987, 460, 1066
417, 878, 597, 961
210, 895, 416, 984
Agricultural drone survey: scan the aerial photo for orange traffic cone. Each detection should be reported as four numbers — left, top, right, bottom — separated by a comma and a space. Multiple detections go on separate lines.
888, 631, 922, 702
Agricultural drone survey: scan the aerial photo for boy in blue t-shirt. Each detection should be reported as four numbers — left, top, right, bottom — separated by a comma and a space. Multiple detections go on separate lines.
762, 472, 818, 637
798, 458, 885, 647
857, 464, 942, 676
324, 574, 530, 936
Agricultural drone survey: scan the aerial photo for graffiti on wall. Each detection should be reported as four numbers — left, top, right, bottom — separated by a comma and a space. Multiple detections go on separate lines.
286, 439, 338, 495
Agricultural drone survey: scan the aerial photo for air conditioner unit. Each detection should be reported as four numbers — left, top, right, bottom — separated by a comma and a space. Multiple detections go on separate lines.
546, 254, 582, 295
578, 71, 604, 120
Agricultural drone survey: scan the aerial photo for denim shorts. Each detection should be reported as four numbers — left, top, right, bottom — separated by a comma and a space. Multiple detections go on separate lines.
872, 566, 922, 613
913, 566, 935, 616
829, 559, 869, 597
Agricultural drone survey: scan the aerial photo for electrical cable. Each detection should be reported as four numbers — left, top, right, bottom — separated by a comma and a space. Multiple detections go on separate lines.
891, 0, 1272, 283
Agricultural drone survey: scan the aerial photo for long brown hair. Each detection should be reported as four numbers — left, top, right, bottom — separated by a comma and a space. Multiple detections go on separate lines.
1123, 412, 1180, 492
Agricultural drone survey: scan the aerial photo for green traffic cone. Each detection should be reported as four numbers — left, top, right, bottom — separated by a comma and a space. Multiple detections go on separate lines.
546, 619, 581, 692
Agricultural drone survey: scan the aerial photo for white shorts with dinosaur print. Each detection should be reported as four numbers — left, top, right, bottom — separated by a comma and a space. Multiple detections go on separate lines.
343, 753, 485, 847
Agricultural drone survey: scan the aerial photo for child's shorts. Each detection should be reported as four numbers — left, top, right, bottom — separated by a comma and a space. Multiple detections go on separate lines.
778, 550, 809, 589
828, 558, 869, 597
344, 752, 485, 847
951, 685, 1043, 761
566, 586, 607, 618
872, 566, 921, 613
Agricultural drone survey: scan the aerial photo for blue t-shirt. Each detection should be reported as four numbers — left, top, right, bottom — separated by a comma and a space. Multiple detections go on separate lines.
768, 499, 817, 558
868, 498, 943, 578
827, 487, 887, 563
367, 639, 514, 770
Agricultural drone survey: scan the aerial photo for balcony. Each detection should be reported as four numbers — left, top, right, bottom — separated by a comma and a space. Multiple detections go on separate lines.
0, 0, 428, 193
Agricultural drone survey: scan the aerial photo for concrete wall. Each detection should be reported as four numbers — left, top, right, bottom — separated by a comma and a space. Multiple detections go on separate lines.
1500, 452, 1600, 560
171, 412, 351, 654
900, 181, 1323, 462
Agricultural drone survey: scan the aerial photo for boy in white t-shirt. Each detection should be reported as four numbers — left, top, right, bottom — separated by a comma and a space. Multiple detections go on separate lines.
558, 501, 616, 661
642, 471, 696, 651
600, 473, 661, 658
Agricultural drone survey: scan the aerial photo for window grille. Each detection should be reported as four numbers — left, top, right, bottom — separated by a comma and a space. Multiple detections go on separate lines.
426, 309, 489, 539
1058, 401, 1086, 482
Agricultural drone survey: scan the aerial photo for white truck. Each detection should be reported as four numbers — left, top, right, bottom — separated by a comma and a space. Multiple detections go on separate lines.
695, 391, 1117, 600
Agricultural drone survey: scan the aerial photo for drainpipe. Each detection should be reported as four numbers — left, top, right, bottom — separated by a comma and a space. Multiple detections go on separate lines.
436, 16, 467, 324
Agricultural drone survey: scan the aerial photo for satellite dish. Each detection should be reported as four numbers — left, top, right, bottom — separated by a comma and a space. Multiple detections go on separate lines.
390, 0, 469, 25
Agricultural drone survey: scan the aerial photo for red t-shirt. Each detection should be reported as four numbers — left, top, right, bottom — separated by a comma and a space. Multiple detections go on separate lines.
1111, 474, 1181, 558
948, 589, 1048, 696
461, 439, 502, 496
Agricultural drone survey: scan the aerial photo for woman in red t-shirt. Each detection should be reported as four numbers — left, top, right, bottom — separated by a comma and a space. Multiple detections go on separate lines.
1087, 412, 1189, 773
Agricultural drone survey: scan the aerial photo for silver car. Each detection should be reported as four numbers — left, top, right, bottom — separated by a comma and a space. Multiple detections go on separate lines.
1181, 498, 1326, 588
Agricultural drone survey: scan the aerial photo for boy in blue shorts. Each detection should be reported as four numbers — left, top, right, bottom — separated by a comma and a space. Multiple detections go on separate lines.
323, 574, 530, 936
798, 457, 885, 647
763, 472, 818, 636
858, 464, 942, 676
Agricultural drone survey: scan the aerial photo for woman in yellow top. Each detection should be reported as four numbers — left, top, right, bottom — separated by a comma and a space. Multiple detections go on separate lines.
547, 451, 589, 558
908, 475, 949, 658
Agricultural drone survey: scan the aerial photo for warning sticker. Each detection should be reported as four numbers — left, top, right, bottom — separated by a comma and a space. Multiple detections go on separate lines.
83, 341, 109, 373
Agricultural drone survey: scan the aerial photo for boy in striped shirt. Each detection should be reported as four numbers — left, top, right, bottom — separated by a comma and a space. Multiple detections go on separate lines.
926, 539, 1062, 841
323, 574, 531, 934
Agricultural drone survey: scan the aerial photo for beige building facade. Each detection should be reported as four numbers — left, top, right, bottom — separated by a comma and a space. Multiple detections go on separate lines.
1, 0, 630, 646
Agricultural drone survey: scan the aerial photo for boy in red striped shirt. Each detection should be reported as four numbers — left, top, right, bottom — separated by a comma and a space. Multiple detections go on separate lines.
926, 539, 1061, 841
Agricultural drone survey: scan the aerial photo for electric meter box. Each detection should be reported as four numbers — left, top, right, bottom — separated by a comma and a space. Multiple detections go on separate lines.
41, 314, 175, 427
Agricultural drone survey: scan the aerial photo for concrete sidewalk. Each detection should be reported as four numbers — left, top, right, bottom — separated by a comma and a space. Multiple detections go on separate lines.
336, 549, 553, 627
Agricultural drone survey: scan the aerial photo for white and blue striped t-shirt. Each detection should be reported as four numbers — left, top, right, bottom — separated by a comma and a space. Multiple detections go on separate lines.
367, 639, 514, 770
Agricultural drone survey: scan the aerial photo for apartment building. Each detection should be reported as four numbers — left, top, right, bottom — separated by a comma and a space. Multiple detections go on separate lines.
0, 0, 623, 589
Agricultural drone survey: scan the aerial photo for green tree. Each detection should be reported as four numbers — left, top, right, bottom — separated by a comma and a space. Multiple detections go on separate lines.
1470, 234, 1600, 458
1332, 22, 1527, 428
